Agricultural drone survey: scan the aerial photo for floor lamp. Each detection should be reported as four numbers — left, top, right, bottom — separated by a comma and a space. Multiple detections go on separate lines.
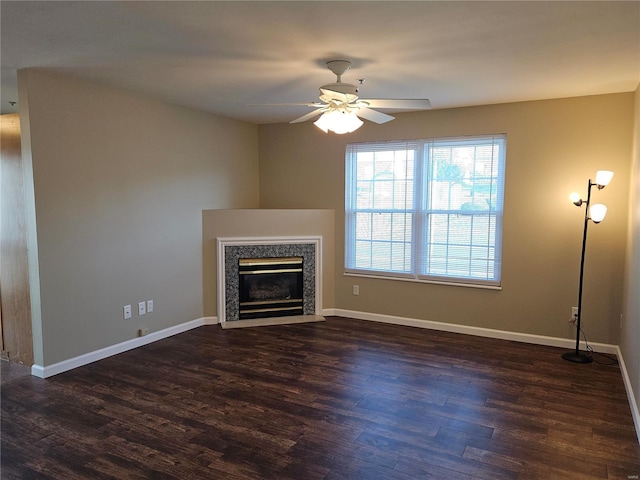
562, 170, 614, 363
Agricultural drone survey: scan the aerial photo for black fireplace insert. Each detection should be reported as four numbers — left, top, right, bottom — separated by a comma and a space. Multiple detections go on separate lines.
238, 257, 304, 319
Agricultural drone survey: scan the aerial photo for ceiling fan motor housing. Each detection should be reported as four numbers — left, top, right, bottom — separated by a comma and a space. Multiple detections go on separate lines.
319, 83, 359, 104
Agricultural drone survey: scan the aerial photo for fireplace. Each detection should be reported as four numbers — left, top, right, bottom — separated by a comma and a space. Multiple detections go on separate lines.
216, 236, 323, 327
238, 256, 304, 319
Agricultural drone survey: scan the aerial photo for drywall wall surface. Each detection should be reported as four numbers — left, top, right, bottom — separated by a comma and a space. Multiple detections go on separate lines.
258, 93, 633, 345
202, 209, 335, 317
19, 69, 259, 366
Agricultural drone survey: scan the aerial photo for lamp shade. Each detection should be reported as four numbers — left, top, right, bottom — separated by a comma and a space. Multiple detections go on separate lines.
595, 170, 614, 187
590, 203, 607, 223
569, 192, 582, 205
314, 110, 363, 134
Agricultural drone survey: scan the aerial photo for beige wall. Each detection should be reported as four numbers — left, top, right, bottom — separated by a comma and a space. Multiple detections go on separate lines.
19, 69, 259, 366
621, 85, 640, 413
259, 94, 633, 345
202, 209, 335, 318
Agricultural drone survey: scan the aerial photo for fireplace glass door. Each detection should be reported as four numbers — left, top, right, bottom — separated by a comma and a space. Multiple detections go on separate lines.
238, 257, 304, 319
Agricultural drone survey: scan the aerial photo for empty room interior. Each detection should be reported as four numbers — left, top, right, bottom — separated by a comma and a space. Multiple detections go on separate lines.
1, 1, 640, 478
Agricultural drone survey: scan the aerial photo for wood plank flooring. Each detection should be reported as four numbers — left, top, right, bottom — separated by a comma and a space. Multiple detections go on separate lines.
2, 316, 639, 479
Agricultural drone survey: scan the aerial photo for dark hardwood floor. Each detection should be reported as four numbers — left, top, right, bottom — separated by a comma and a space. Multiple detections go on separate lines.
2, 316, 639, 479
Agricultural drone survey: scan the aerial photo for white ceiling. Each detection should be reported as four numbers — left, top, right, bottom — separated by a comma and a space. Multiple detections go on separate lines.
2, 1, 639, 124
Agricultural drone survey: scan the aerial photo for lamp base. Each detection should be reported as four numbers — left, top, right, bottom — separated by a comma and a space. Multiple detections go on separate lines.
562, 351, 593, 363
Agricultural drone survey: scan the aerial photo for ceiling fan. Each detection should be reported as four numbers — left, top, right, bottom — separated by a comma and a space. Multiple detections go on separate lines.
260, 60, 431, 134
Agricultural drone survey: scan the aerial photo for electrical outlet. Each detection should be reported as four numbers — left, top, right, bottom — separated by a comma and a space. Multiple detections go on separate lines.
570, 307, 578, 325
123, 305, 132, 320
147, 300, 153, 313
138, 328, 149, 337
138, 301, 146, 316
352, 285, 360, 296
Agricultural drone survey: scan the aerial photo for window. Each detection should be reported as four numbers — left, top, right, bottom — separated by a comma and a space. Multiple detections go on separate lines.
345, 135, 506, 287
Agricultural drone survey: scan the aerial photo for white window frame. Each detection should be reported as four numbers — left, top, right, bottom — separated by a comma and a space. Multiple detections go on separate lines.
345, 135, 506, 288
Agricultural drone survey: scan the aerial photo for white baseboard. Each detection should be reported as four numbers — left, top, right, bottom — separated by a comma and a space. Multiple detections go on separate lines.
31, 318, 207, 378
616, 346, 640, 444
324, 308, 638, 443
325, 308, 618, 353
203, 316, 218, 325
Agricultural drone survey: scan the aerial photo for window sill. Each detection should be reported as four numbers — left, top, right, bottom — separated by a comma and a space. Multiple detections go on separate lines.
343, 271, 502, 291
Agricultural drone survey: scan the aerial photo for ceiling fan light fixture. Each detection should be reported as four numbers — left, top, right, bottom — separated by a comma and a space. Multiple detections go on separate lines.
255, 59, 431, 129
313, 109, 363, 134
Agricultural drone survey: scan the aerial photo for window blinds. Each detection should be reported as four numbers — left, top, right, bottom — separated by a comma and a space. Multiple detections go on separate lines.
345, 135, 506, 286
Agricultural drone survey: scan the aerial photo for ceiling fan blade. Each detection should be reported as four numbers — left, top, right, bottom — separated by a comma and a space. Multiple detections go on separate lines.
356, 107, 395, 124
290, 108, 326, 124
249, 102, 324, 107
360, 99, 432, 110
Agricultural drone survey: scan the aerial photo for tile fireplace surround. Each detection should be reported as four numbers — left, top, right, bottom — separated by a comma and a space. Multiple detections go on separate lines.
216, 236, 323, 327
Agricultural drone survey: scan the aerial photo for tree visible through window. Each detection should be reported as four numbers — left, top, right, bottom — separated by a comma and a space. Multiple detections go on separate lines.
345, 135, 506, 287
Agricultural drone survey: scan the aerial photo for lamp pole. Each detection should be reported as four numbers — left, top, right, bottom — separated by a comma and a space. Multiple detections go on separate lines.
562, 179, 594, 363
